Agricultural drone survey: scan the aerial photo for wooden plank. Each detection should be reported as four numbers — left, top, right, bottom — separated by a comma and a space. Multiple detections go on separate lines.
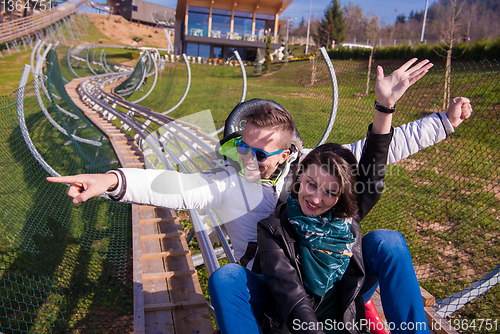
425, 307, 459, 334
65, 77, 214, 334
142, 251, 190, 259
132, 205, 145, 334
140, 232, 184, 240
157, 208, 213, 334
144, 300, 208, 312
140, 217, 182, 224
420, 286, 436, 307
124, 163, 146, 167
373, 286, 454, 334
142, 270, 197, 279
140, 207, 175, 334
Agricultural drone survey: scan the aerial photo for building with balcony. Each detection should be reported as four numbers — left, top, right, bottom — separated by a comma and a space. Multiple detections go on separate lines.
107, 0, 175, 27
174, 0, 292, 61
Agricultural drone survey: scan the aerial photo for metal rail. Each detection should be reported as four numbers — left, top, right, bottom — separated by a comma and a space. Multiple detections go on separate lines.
316, 46, 339, 147
78, 72, 237, 273
17, 65, 61, 177
31, 41, 102, 146
161, 54, 191, 115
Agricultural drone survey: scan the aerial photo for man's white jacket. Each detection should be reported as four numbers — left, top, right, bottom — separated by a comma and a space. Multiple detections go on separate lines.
108, 112, 454, 267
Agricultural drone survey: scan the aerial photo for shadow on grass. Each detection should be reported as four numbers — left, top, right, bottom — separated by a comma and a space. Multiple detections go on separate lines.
0, 105, 133, 332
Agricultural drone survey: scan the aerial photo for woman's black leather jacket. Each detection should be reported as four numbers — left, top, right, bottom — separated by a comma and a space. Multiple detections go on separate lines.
254, 125, 393, 334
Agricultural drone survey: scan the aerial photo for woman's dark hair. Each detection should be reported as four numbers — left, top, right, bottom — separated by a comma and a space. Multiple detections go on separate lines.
289, 143, 358, 218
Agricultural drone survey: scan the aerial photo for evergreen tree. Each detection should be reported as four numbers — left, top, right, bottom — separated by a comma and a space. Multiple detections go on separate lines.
264, 36, 272, 73
254, 49, 262, 74
299, 16, 306, 28
315, 0, 346, 48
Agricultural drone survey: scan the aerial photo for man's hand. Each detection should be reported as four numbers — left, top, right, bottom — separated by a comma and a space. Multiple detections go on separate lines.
446, 97, 473, 127
375, 58, 434, 108
46, 173, 118, 204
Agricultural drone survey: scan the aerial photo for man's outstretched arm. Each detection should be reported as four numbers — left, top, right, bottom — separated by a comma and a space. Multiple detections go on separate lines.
47, 168, 229, 210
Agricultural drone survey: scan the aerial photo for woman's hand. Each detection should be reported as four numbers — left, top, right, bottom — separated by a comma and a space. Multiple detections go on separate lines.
46, 173, 118, 204
375, 58, 434, 108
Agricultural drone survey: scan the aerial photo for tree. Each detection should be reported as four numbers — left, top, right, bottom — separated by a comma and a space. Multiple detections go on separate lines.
264, 36, 272, 73
344, 4, 365, 40
299, 16, 306, 29
432, 0, 467, 109
254, 49, 262, 74
315, 0, 346, 48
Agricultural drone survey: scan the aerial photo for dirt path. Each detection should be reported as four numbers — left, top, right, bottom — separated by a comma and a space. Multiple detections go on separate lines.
88, 14, 172, 48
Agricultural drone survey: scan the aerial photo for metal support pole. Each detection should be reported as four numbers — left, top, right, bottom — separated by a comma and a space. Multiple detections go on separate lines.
421, 0, 430, 42
305, 0, 312, 54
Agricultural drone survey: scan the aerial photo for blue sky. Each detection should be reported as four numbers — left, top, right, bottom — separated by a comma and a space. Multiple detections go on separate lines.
139, 0, 437, 25
282, 0, 438, 25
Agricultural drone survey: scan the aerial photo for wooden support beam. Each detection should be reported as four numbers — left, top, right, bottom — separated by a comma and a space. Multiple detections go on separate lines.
142, 270, 197, 279
144, 300, 207, 311
140, 232, 184, 240
142, 250, 191, 259
420, 286, 436, 307
425, 307, 459, 334
140, 217, 182, 224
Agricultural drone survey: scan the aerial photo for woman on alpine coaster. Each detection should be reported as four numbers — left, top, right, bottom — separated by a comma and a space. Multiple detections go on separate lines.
208, 59, 473, 334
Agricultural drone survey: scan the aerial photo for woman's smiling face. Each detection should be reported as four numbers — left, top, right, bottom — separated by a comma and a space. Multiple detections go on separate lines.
298, 165, 341, 217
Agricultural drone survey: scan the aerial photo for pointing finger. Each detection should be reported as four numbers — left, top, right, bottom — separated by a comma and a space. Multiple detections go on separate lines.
47, 175, 79, 185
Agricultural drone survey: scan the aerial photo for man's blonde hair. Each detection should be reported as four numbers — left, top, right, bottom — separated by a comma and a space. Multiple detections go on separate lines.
243, 103, 295, 150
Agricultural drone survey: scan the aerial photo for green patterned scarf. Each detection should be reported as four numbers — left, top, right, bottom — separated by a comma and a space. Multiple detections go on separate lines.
287, 195, 355, 297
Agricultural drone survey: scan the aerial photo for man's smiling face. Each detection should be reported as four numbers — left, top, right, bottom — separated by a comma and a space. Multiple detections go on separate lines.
239, 123, 290, 182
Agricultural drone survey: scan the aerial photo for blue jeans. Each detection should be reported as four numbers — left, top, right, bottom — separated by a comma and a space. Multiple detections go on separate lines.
208, 229, 429, 334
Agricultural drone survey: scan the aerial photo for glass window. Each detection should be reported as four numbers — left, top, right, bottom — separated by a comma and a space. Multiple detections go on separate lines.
212, 8, 231, 15
186, 43, 198, 57
246, 48, 257, 61
227, 47, 247, 60
233, 16, 253, 40
255, 19, 267, 41
186, 43, 211, 58
234, 11, 252, 18
213, 46, 222, 59
265, 20, 275, 35
189, 6, 209, 13
198, 44, 210, 58
188, 11, 208, 36
212, 14, 231, 38
255, 13, 274, 20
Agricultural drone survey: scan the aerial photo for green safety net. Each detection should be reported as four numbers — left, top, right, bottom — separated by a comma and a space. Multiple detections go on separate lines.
0, 68, 133, 332
114, 53, 149, 98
